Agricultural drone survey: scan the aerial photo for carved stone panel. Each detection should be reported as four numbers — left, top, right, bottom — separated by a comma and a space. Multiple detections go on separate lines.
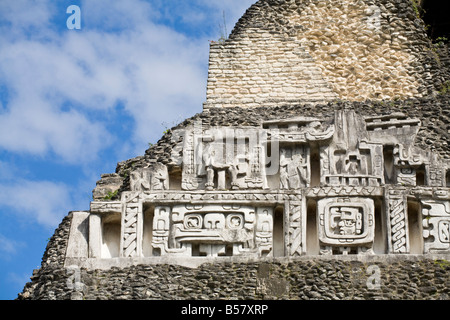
288, 201, 303, 257
255, 207, 274, 256
152, 206, 171, 255
121, 193, 141, 258
322, 144, 384, 187
130, 163, 169, 192
170, 204, 267, 257
319, 110, 385, 187
182, 126, 268, 191
422, 200, 450, 253
279, 146, 310, 189
318, 197, 375, 255
428, 165, 445, 187
386, 188, 409, 253
181, 123, 203, 190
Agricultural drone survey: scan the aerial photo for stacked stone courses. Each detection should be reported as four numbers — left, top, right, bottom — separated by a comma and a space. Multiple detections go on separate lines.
206, 0, 449, 108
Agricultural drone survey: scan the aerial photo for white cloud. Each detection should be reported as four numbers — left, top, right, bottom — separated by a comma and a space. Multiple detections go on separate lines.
0, 0, 216, 162
81, 0, 159, 31
0, 0, 258, 162
0, 234, 23, 257
0, 180, 73, 227
0, 0, 55, 38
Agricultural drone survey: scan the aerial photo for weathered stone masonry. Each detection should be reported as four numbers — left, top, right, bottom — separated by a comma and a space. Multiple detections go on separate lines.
19, 97, 450, 300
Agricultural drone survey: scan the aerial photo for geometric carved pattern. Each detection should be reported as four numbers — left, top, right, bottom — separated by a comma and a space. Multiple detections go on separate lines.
122, 194, 140, 258
422, 200, 450, 253
288, 201, 302, 257
318, 197, 374, 255
386, 188, 409, 254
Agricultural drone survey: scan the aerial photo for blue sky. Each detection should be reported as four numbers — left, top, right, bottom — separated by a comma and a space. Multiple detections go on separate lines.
0, 0, 256, 300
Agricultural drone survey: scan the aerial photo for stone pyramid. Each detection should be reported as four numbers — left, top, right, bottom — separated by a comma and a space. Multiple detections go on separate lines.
19, 0, 450, 300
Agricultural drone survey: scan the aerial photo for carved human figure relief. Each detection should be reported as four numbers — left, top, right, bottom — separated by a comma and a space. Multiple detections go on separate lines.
279, 149, 290, 189
197, 128, 267, 191
130, 170, 151, 192
279, 147, 309, 189
130, 164, 169, 192
151, 163, 169, 190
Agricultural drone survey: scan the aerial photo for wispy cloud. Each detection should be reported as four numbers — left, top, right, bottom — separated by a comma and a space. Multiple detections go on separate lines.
0, 234, 25, 259
0, 0, 258, 162
0, 180, 72, 227
0, 0, 56, 38
0, 0, 214, 162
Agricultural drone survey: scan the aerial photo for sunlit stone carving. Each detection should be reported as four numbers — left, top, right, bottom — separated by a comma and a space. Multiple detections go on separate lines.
318, 197, 375, 255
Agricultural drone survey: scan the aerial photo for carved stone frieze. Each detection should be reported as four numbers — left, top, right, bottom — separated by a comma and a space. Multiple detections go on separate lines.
386, 188, 409, 254
130, 163, 169, 192
422, 200, 450, 253
122, 193, 141, 258
79, 108, 450, 266
318, 197, 375, 255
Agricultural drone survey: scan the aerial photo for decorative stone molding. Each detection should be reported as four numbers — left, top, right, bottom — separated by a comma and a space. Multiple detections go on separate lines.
318, 197, 375, 255
386, 188, 409, 254
422, 200, 450, 253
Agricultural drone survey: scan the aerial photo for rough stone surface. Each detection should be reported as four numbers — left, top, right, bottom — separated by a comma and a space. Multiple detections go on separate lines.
205, 0, 450, 108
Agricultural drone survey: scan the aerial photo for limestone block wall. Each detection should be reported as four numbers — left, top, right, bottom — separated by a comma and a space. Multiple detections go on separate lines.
205, 0, 448, 108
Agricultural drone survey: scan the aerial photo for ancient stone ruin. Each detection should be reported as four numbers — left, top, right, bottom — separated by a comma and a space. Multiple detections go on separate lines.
20, 0, 450, 300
